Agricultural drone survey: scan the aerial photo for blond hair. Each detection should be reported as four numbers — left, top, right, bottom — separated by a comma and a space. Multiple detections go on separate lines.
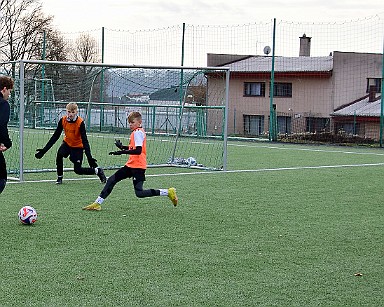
66, 102, 78, 112
128, 111, 142, 123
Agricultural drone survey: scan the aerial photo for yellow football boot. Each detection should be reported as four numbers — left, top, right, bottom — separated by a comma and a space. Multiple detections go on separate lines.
168, 187, 178, 207
82, 202, 101, 211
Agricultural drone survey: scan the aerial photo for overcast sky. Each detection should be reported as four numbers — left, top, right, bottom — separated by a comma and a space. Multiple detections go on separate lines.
41, 0, 384, 32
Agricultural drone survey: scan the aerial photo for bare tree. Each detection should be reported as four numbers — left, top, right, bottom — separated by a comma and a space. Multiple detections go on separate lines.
186, 85, 207, 105
70, 33, 104, 101
0, 0, 7, 34
0, 0, 54, 64
37, 29, 68, 62
0, 0, 6, 15
72, 33, 100, 63
0, 0, 69, 94
0, 0, 73, 123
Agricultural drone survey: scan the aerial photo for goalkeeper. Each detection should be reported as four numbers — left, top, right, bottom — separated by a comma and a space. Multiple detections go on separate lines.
34, 102, 106, 184
82, 111, 178, 211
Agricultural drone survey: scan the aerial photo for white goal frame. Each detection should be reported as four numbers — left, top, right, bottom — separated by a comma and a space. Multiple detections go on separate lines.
10, 59, 230, 181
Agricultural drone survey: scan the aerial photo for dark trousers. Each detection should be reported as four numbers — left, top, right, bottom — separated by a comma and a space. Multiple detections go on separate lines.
100, 165, 159, 200
0, 152, 7, 194
56, 142, 95, 177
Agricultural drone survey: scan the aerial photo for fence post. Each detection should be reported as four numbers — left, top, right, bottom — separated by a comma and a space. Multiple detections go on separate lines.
19, 60, 25, 181
269, 18, 277, 142
379, 39, 384, 147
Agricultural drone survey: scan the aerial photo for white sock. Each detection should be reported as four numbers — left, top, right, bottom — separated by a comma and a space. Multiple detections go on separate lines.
159, 189, 168, 196
95, 167, 99, 175
95, 196, 104, 204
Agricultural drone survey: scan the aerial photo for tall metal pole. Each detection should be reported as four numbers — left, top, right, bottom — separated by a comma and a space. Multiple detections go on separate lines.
379, 38, 384, 147
19, 61, 25, 181
100, 27, 105, 103
269, 18, 277, 141
223, 69, 230, 171
41, 30, 46, 101
99, 27, 105, 130
171, 23, 186, 163
179, 23, 185, 104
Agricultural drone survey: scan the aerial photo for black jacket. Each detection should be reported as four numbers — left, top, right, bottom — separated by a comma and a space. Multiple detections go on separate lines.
0, 93, 12, 149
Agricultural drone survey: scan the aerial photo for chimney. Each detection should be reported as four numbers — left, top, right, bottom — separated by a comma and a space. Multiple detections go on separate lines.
299, 34, 311, 56
368, 85, 376, 102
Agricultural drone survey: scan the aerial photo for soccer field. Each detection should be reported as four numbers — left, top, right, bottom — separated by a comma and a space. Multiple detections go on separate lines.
2, 141, 384, 306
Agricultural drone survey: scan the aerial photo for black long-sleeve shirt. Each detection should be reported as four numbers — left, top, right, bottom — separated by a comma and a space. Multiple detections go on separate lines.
0, 93, 12, 149
43, 117, 92, 158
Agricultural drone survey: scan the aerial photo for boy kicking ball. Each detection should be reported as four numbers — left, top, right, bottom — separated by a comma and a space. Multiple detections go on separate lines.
83, 111, 178, 211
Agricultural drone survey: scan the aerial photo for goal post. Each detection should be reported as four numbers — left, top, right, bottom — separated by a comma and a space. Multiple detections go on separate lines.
2, 60, 229, 181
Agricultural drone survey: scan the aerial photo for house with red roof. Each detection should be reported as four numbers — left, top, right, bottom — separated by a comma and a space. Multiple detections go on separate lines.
208, 35, 382, 140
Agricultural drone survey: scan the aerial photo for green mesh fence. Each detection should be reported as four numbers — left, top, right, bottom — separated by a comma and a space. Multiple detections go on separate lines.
1, 16, 384, 180
1, 61, 229, 181
55, 17, 383, 144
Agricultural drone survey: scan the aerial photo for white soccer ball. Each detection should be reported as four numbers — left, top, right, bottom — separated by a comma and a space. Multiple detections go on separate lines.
18, 206, 38, 225
186, 156, 197, 166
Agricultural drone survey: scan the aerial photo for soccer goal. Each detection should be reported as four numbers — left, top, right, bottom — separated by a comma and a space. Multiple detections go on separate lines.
1, 60, 229, 181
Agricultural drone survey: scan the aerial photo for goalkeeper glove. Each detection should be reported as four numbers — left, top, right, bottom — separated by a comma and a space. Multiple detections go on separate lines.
87, 157, 98, 168
35, 148, 46, 159
109, 151, 123, 155
114, 139, 124, 150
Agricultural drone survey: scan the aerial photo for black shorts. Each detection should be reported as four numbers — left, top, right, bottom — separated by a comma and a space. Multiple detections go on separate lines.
57, 142, 83, 164
114, 165, 146, 184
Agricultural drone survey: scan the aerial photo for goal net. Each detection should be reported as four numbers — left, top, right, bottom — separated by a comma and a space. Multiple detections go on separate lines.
1, 60, 229, 181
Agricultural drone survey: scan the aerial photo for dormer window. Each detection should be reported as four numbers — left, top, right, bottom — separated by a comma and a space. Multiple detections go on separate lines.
366, 78, 382, 93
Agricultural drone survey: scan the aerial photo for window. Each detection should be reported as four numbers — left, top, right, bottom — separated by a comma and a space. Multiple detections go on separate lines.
244, 115, 264, 136
272, 82, 292, 97
277, 116, 291, 134
335, 122, 360, 135
366, 78, 382, 93
244, 82, 265, 97
306, 117, 329, 133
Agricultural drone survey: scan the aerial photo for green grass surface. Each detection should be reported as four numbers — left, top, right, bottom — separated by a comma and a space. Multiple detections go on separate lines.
7, 128, 225, 176
1, 141, 384, 306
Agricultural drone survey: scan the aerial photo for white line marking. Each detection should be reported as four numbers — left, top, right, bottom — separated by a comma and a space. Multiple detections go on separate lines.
146, 162, 384, 177
8, 162, 384, 183
228, 143, 384, 156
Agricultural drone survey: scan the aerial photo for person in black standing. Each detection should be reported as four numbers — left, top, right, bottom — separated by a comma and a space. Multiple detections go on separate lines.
0, 76, 13, 194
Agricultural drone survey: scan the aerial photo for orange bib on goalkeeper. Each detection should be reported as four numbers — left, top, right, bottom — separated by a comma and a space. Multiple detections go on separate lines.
62, 115, 84, 148
34, 102, 107, 185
